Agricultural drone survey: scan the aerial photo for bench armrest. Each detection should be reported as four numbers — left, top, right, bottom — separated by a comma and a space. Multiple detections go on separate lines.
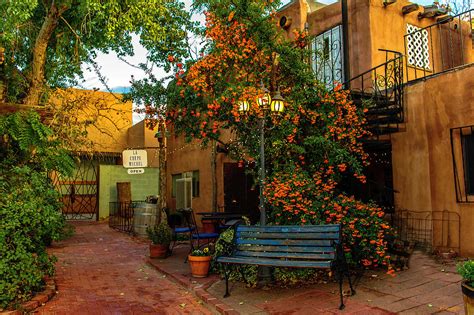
215, 221, 241, 259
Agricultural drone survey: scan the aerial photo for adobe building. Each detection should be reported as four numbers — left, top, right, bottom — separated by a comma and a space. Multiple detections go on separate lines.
275, 1, 474, 256
166, 0, 474, 256
51, 89, 161, 220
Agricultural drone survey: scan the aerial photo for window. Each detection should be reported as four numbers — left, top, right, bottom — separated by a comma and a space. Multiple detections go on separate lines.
311, 25, 344, 88
450, 126, 474, 203
171, 171, 199, 198
462, 134, 474, 195
406, 24, 430, 70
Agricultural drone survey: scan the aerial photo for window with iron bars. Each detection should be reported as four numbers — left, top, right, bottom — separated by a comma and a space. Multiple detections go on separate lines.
311, 25, 344, 88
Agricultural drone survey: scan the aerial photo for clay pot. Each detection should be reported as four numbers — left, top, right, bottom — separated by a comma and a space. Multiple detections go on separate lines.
188, 255, 211, 277
461, 281, 474, 315
201, 219, 216, 233
149, 243, 168, 258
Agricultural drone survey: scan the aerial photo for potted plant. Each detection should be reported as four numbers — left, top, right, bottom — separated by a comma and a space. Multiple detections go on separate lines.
457, 260, 474, 314
146, 222, 172, 258
188, 247, 212, 277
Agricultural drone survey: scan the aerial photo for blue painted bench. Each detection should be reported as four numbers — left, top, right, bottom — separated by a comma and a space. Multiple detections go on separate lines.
216, 224, 355, 310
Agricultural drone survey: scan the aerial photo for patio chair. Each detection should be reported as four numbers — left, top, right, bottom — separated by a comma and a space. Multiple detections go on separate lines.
178, 208, 219, 258
166, 208, 195, 252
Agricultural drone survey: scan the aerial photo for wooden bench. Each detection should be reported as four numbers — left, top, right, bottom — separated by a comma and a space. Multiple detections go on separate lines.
216, 224, 355, 310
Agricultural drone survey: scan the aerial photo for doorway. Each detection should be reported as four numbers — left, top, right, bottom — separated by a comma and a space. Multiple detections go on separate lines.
223, 163, 259, 221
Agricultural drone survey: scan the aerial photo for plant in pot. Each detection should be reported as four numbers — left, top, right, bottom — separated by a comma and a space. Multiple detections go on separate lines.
188, 246, 212, 278
146, 222, 172, 259
457, 259, 474, 314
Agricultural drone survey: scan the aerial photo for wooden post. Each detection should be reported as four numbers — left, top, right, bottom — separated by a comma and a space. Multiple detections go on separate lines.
117, 182, 131, 218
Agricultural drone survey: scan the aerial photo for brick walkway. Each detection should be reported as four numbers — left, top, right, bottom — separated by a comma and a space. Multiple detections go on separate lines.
34, 222, 214, 315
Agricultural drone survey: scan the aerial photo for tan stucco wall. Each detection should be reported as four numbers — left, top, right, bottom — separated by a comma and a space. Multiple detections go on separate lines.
392, 65, 474, 256
166, 129, 234, 223
278, 0, 473, 80
50, 89, 132, 153
369, 0, 474, 80
127, 120, 160, 167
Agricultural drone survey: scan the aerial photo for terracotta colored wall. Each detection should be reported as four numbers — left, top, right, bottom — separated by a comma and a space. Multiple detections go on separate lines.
369, 0, 473, 80
277, 0, 372, 81
392, 65, 474, 256
166, 129, 234, 223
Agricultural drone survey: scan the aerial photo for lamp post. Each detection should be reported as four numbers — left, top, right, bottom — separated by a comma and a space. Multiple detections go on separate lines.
238, 83, 285, 286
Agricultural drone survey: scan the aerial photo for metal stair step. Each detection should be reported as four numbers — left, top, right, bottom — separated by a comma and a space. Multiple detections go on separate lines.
366, 107, 402, 116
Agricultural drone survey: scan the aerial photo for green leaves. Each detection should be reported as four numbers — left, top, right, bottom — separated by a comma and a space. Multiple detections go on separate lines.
1, 0, 194, 104
0, 112, 73, 309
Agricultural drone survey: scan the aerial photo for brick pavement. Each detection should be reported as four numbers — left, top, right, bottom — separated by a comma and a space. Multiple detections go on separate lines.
34, 222, 214, 315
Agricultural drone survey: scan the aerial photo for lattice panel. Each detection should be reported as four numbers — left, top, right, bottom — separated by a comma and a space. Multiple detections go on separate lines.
406, 24, 430, 70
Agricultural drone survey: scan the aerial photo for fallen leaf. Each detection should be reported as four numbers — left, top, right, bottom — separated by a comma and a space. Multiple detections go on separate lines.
179, 303, 186, 308
120, 293, 124, 296
239, 302, 244, 305
428, 304, 433, 307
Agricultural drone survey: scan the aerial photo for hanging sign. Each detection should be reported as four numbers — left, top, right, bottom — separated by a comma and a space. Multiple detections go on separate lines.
127, 168, 145, 175
122, 150, 148, 168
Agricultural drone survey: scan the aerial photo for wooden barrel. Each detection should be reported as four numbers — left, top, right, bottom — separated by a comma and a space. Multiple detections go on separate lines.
133, 203, 159, 237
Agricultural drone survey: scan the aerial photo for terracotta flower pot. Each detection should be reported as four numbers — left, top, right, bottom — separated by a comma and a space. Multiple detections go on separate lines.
201, 219, 216, 233
149, 243, 168, 258
461, 281, 474, 315
188, 255, 211, 278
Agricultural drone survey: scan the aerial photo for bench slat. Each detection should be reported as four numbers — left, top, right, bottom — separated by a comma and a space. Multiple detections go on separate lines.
238, 231, 339, 240
236, 238, 333, 247
216, 256, 333, 268
237, 245, 334, 253
234, 250, 335, 260
237, 225, 340, 233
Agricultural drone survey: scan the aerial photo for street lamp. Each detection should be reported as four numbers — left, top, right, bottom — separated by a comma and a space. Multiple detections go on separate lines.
238, 84, 285, 226
238, 83, 285, 287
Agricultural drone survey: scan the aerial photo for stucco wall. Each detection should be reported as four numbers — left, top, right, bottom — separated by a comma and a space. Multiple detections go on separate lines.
127, 120, 160, 167
278, 0, 473, 81
50, 89, 132, 153
98, 165, 159, 218
166, 129, 234, 222
392, 64, 474, 256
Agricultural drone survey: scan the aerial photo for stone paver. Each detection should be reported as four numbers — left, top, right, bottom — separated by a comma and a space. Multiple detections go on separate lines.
203, 251, 465, 314
34, 222, 214, 315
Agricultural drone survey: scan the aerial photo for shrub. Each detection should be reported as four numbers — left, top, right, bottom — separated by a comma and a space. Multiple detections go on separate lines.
266, 167, 393, 270
146, 222, 173, 245
0, 112, 74, 309
457, 260, 474, 287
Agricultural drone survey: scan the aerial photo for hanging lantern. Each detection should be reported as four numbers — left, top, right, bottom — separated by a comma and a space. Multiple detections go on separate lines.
270, 88, 285, 113
256, 84, 271, 108
238, 100, 250, 113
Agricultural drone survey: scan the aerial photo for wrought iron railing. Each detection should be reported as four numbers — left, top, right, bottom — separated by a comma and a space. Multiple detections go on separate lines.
391, 210, 460, 253
404, 9, 473, 81
109, 200, 146, 233
343, 50, 404, 136
311, 25, 344, 89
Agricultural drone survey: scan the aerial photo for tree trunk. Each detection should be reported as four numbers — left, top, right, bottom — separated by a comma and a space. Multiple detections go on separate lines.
23, 3, 63, 105
158, 122, 168, 224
